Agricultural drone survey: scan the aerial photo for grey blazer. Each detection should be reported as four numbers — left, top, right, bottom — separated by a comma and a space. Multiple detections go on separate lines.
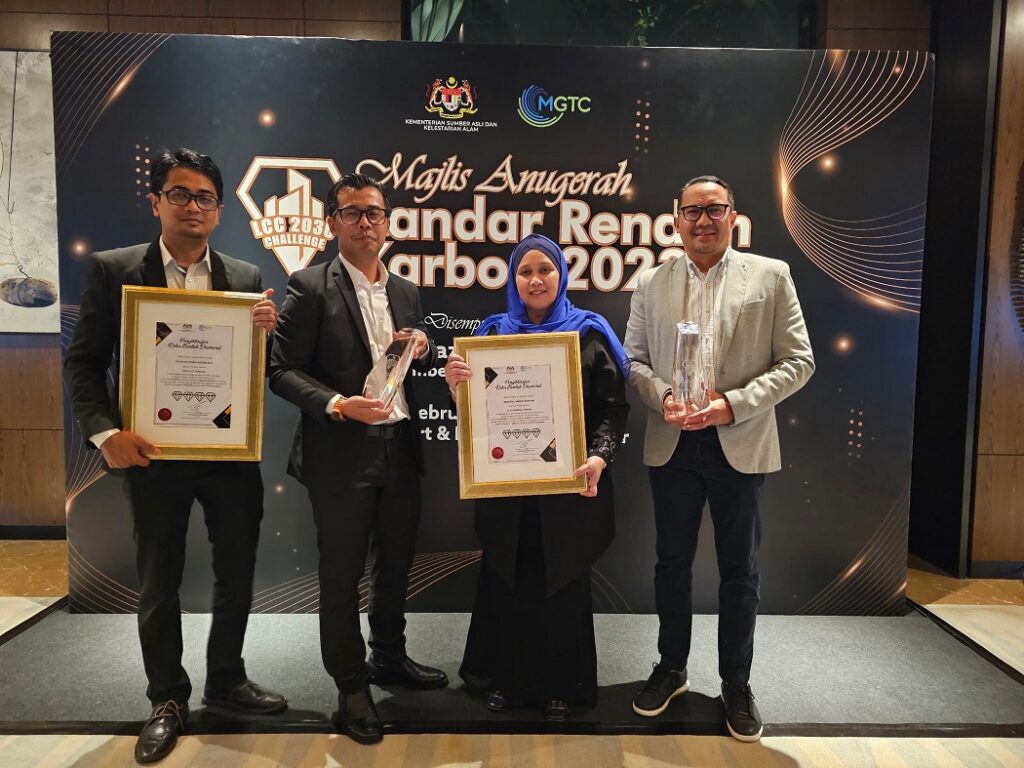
624, 249, 814, 474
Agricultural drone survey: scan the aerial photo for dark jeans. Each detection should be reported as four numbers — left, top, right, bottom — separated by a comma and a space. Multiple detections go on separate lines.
650, 428, 763, 685
127, 461, 264, 706
308, 429, 420, 694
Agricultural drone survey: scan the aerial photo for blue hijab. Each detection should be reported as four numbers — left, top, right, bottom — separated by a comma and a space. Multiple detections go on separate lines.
475, 234, 631, 377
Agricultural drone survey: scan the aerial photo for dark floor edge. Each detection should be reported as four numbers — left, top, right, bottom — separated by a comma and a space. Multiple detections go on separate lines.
0, 719, 1020, 739
0, 525, 67, 540
908, 599, 1024, 687
0, 596, 68, 648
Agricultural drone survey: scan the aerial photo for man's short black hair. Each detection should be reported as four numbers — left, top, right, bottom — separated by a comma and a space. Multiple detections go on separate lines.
680, 175, 735, 208
150, 148, 224, 201
326, 173, 392, 217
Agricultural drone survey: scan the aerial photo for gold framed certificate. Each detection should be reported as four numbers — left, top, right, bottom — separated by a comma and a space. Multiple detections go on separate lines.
119, 286, 266, 461
454, 331, 587, 499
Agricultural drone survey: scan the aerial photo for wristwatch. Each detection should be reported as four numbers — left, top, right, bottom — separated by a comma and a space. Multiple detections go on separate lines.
332, 396, 348, 422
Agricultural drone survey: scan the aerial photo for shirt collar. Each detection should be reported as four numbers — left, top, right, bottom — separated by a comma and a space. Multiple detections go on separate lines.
339, 252, 388, 288
159, 237, 210, 272
684, 246, 731, 279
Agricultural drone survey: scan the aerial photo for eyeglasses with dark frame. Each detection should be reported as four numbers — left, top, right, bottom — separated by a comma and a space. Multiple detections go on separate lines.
334, 206, 390, 225
157, 187, 221, 211
679, 203, 731, 222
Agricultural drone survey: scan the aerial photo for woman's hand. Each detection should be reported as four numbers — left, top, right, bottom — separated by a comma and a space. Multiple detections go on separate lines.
444, 353, 473, 395
574, 456, 607, 497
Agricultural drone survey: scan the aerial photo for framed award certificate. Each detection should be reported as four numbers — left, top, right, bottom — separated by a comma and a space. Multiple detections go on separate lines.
454, 331, 587, 499
119, 286, 266, 461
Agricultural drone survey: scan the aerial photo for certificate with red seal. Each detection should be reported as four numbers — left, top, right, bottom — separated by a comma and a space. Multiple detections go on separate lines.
453, 332, 586, 500
119, 286, 266, 461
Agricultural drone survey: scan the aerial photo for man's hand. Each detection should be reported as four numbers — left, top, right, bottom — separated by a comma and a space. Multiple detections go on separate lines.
681, 389, 734, 430
252, 288, 278, 332
100, 431, 160, 468
574, 456, 607, 497
662, 393, 698, 428
340, 395, 394, 424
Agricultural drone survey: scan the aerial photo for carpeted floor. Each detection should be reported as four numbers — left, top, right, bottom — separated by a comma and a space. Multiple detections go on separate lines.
0, 611, 1021, 737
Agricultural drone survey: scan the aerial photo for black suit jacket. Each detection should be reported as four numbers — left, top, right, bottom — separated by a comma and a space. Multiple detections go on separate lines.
64, 238, 263, 457
268, 257, 437, 492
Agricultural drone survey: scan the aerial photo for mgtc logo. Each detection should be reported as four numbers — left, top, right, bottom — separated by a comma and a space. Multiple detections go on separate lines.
426, 76, 478, 119
517, 85, 591, 127
236, 157, 341, 275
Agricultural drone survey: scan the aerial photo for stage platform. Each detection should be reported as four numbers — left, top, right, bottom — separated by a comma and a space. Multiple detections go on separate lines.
0, 610, 1021, 738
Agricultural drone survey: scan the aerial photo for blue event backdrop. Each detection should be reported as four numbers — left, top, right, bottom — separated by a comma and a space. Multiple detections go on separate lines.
53, 32, 933, 616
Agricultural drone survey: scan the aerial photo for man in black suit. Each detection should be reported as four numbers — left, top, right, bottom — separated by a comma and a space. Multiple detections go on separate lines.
269, 173, 447, 745
64, 148, 287, 765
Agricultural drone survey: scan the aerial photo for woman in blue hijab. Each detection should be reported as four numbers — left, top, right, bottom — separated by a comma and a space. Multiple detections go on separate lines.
444, 233, 629, 721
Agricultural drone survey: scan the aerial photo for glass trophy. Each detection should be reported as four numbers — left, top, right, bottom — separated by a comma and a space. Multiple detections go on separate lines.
672, 321, 709, 410
363, 330, 417, 409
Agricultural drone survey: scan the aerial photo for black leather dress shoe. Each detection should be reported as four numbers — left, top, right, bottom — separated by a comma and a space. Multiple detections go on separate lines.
545, 699, 570, 722
332, 688, 383, 745
202, 679, 288, 714
486, 690, 509, 712
368, 656, 449, 689
135, 700, 187, 765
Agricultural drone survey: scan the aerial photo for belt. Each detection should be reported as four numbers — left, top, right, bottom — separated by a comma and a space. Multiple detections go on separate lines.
365, 421, 406, 439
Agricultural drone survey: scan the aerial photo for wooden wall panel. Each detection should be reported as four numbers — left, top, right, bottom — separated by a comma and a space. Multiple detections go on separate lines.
0, 1, 106, 12
0, 346, 62, 431
108, 15, 304, 36
972, 456, 1024, 561
107, 0, 207, 16
977, 0, 1024, 456
973, 0, 1024, 568
0, 12, 107, 49
0, 430, 65, 527
312, 21, 403, 41
306, 0, 400, 22
822, 28, 930, 50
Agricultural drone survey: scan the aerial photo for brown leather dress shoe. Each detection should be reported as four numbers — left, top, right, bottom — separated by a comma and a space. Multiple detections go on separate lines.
202, 679, 288, 714
332, 688, 383, 745
134, 700, 187, 765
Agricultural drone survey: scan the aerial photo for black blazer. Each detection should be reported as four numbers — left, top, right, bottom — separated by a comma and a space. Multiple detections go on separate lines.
268, 257, 437, 492
64, 237, 263, 447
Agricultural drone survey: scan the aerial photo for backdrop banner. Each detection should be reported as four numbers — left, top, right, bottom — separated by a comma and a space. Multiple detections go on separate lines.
54, 32, 933, 616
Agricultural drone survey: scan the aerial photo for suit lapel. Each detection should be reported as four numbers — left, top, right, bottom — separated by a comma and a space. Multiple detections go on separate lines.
209, 248, 229, 291
669, 255, 687, 328
331, 258, 372, 356
716, 249, 747, 370
141, 238, 168, 287
384, 273, 405, 330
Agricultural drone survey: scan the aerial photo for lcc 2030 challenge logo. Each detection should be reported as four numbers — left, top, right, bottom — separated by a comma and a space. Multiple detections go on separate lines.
236, 157, 342, 275
517, 85, 591, 127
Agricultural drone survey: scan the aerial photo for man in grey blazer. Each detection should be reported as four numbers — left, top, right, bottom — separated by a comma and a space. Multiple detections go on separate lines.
64, 149, 287, 764
625, 175, 814, 741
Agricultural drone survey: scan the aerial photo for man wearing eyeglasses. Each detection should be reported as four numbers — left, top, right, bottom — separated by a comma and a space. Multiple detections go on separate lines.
624, 175, 814, 742
269, 173, 445, 745
64, 148, 287, 765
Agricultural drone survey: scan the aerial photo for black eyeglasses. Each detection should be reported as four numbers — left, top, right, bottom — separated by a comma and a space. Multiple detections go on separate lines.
680, 203, 731, 222
334, 207, 390, 225
157, 188, 221, 211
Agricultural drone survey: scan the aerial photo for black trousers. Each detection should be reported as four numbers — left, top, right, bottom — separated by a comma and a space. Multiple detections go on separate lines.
649, 428, 764, 685
127, 460, 263, 706
308, 429, 420, 694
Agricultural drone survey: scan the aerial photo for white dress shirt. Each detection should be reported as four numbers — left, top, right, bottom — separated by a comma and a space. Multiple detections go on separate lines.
682, 247, 730, 397
325, 255, 410, 425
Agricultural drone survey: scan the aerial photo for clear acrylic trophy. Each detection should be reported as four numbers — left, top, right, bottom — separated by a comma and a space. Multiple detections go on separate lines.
672, 321, 709, 410
363, 330, 417, 409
